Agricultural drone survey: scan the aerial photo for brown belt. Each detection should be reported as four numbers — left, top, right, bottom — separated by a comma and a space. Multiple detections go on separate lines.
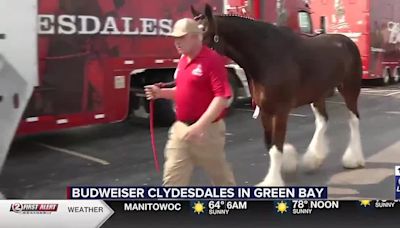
179, 118, 221, 126
180, 120, 196, 125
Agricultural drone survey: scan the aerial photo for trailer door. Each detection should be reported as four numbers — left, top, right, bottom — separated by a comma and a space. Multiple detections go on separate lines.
0, 0, 37, 167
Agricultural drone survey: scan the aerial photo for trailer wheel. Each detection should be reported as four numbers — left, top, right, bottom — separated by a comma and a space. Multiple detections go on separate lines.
391, 68, 400, 84
380, 68, 391, 86
153, 99, 176, 127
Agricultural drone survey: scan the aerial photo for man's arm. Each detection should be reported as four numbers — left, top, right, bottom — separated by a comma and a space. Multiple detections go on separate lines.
183, 55, 231, 141
195, 56, 231, 128
144, 85, 176, 100
194, 97, 228, 128
159, 87, 176, 100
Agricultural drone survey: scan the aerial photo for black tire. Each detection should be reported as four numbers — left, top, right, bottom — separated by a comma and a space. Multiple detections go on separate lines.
379, 69, 390, 86
391, 68, 400, 84
153, 99, 176, 127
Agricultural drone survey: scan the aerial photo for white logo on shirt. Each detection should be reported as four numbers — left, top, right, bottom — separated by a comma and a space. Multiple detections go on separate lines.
191, 64, 203, 76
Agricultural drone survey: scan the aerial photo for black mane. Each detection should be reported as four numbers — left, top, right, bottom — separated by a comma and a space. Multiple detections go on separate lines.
216, 14, 297, 39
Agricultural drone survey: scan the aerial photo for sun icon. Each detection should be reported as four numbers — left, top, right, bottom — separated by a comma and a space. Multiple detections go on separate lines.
192, 201, 205, 214
276, 201, 288, 214
359, 200, 372, 207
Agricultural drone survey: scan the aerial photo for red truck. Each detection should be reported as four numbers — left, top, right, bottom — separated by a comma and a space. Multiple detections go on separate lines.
1, 0, 314, 138
310, 0, 400, 85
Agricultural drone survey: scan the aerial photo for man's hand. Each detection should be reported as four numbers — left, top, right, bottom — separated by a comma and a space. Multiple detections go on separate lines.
144, 85, 161, 100
183, 123, 206, 143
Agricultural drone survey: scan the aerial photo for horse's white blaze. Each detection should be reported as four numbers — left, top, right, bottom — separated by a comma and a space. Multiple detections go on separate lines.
257, 146, 284, 186
342, 112, 365, 168
302, 104, 329, 171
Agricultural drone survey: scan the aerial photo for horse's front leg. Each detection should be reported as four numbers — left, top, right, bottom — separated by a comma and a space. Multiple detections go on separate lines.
260, 112, 273, 150
257, 112, 290, 187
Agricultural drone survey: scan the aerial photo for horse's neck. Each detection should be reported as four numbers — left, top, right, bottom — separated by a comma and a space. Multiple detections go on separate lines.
218, 18, 297, 82
224, 44, 250, 70
220, 27, 272, 80
218, 18, 275, 63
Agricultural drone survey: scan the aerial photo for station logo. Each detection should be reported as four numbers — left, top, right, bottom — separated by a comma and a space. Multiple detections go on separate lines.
10, 203, 58, 214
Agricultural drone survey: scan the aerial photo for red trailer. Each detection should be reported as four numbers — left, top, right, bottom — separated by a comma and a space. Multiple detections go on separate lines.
226, 0, 314, 34
310, 0, 400, 85
1, 0, 314, 137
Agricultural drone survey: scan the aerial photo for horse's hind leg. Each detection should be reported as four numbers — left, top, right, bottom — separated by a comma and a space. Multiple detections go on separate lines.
302, 99, 329, 172
337, 84, 365, 168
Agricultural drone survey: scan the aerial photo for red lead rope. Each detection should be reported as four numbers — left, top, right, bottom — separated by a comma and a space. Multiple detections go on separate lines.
149, 100, 161, 172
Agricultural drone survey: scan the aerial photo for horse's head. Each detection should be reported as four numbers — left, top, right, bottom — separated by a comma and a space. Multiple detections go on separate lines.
191, 4, 225, 54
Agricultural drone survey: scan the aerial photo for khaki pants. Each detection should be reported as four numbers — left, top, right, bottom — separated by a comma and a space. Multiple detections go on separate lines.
163, 120, 236, 186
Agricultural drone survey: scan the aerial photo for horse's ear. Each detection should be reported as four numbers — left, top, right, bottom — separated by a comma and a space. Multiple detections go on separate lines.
191, 5, 201, 17
204, 4, 214, 20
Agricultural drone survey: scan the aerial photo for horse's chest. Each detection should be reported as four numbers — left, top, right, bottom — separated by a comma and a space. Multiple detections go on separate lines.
253, 84, 294, 108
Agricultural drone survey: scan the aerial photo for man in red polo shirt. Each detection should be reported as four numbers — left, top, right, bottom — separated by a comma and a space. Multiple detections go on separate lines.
145, 18, 236, 186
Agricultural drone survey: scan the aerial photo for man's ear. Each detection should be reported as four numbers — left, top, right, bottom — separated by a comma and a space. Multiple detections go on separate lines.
191, 5, 201, 17
204, 4, 214, 21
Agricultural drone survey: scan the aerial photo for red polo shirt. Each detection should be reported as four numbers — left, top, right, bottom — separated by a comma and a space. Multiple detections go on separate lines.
175, 46, 231, 122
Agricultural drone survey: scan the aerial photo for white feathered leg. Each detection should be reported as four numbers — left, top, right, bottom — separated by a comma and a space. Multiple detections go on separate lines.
282, 143, 298, 174
342, 112, 365, 168
257, 146, 285, 187
302, 104, 329, 172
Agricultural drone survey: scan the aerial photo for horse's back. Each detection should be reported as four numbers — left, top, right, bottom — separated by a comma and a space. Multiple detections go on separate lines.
288, 33, 362, 106
298, 33, 361, 79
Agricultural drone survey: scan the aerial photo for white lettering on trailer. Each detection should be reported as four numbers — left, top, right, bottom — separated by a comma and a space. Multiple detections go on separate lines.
121, 17, 139, 35
159, 19, 173, 35
38, 15, 173, 36
78, 15, 101, 35
38, 15, 55, 34
58, 15, 77, 34
100, 17, 121, 35
140, 18, 157, 35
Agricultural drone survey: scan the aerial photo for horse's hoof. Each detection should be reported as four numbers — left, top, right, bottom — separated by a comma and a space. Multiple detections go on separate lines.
302, 151, 324, 173
0, 192, 5, 199
342, 150, 365, 169
256, 175, 285, 187
282, 143, 298, 174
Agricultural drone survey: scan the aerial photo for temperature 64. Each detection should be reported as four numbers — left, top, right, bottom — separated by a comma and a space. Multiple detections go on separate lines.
208, 201, 225, 210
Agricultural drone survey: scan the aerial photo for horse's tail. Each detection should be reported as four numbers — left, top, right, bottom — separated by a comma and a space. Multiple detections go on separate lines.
338, 36, 362, 118
345, 37, 363, 83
